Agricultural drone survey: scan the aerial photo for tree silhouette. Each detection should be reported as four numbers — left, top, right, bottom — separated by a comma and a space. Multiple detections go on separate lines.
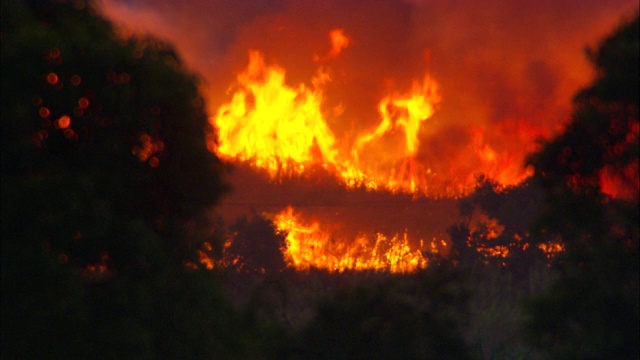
1, 1, 241, 358
281, 267, 474, 360
524, 14, 639, 359
447, 176, 550, 276
445, 176, 553, 359
225, 213, 288, 274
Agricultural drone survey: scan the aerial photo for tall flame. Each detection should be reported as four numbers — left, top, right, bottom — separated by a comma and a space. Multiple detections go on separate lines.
274, 206, 429, 273
214, 51, 338, 175
208, 28, 565, 272
100, 1, 635, 274
211, 29, 443, 194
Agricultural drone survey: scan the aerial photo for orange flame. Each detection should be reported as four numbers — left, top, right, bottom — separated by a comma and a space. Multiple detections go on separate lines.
214, 50, 338, 175
208, 28, 547, 196
273, 206, 429, 273
538, 241, 565, 259
208, 28, 567, 271
210, 29, 443, 194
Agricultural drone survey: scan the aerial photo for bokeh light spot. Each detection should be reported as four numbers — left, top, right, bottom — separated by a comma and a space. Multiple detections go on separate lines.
63, 128, 77, 140
47, 72, 59, 85
78, 97, 90, 109
39, 107, 50, 118
56, 115, 71, 129
48, 48, 60, 60
149, 156, 160, 168
70, 74, 82, 86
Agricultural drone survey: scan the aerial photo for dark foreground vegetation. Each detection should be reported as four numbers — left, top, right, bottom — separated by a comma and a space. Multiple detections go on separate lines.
2, 1, 638, 359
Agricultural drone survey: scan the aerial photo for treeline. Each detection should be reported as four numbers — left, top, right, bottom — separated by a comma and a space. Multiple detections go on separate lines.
1, 1, 637, 359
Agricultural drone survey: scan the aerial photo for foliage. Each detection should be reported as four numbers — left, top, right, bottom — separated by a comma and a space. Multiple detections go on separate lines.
445, 176, 554, 359
523, 14, 639, 359
445, 19, 640, 353
447, 176, 551, 279
463, 261, 550, 360
280, 266, 474, 360
1, 0, 237, 358
225, 213, 288, 274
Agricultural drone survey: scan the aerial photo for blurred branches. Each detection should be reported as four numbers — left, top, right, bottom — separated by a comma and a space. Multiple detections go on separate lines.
1, 0, 235, 358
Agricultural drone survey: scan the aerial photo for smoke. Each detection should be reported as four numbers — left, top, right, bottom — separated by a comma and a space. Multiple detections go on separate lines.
97, 0, 636, 256
99, 0, 636, 169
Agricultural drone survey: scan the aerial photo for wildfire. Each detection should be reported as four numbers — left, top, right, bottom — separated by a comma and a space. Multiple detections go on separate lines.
208, 28, 542, 273
273, 206, 429, 273
99, 1, 634, 275
538, 241, 565, 260
210, 29, 443, 195
214, 50, 338, 176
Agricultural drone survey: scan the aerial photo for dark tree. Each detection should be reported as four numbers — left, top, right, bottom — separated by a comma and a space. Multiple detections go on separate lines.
281, 267, 474, 360
226, 213, 288, 274
1, 1, 244, 358
445, 177, 553, 359
524, 14, 639, 359
447, 176, 550, 277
